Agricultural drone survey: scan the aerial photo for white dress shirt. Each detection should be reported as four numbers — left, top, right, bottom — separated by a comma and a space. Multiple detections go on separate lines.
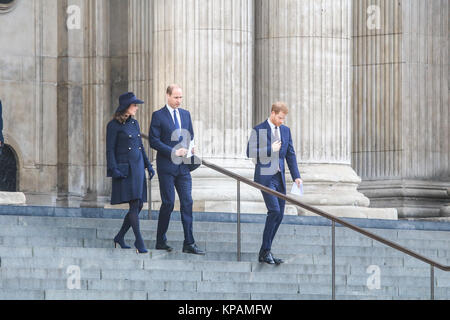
166, 104, 182, 128
267, 118, 281, 172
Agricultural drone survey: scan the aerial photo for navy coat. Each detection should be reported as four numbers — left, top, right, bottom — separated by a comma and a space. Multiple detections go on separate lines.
149, 106, 194, 175
106, 117, 153, 205
246, 120, 301, 191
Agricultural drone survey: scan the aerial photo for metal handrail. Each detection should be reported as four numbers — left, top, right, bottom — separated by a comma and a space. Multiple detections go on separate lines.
141, 134, 450, 299
200, 160, 450, 270
201, 159, 450, 301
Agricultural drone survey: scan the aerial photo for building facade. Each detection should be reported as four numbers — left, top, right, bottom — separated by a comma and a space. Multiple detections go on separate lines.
0, 0, 448, 218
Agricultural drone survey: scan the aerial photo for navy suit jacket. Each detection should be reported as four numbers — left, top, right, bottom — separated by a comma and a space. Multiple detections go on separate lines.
149, 106, 194, 175
246, 120, 301, 191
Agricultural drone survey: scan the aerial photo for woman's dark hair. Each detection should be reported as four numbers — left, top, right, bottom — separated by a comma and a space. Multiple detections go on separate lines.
114, 110, 130, 124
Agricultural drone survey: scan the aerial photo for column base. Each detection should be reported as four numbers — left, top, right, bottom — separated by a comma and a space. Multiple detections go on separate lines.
358, 180, 450, 218
147, 160, 397, 220
23, 192, 57, 206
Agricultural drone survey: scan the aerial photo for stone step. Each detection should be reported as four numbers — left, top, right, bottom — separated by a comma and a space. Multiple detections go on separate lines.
2, 253, 448, 284
0, 290, 45, 300
2, 235, 450, 261
44, 289, 245, 300
0, 227, 448, 263
0, 267, 101, 280
2, 220, 450, 251
45, 289, 148, 300
1, 224, 450, 253
0, 245, 429, 266
0, 288, 444, 300
1, 213, 450, 300
0, 225, 97, 239
2, 263, 448, 283
3, 214, 450, 242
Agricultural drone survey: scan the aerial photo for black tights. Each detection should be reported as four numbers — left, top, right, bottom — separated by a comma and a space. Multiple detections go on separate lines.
116, 199, 145, 246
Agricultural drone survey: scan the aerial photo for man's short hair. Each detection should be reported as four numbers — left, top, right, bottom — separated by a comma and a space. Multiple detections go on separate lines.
271, 102, 289, 115
166, 84, 181, 96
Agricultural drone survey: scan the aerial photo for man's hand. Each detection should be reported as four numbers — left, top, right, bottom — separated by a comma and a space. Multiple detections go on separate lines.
175, 148, 188, 157
295, 178, 303, 187
191, 147, 195, 155
272, 141, 281, 153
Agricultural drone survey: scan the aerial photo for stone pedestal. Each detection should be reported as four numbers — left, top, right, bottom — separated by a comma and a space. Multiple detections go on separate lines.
0, 192, 26, 205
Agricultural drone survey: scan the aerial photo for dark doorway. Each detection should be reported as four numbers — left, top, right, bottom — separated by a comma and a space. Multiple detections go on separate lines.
0, 145, 17, 191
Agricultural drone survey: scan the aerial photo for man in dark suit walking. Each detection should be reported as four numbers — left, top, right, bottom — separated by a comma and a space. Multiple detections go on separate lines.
247, 102, 302, 264
149, 84, 204, 255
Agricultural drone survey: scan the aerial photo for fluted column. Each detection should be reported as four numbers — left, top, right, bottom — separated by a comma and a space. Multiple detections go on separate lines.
255, 0, 396, 219
79, 0, 112, 207
128, 0, 153, 137
150, 0, 261, 213
353, 0, 449, 218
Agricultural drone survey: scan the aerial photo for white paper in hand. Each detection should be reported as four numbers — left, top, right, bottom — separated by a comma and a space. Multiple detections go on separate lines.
186, 139, 195, 158
290, 182, 304, 196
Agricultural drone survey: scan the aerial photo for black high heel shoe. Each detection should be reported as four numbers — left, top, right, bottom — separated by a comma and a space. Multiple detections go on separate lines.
134, 240, 148, 254
113, 236, 131, 249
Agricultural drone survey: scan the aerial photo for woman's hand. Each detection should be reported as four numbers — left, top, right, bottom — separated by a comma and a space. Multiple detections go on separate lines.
148, 167, 156, 179
112, 168, 126, 179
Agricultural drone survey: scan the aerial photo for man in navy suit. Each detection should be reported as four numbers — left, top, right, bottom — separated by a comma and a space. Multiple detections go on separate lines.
149, 84, 205, 255
247, 102, 302, 264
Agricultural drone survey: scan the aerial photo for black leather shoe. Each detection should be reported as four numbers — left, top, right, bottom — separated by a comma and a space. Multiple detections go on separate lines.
182, 243, 205, 255
272, 256, 284, 265
155, 242, 173, 252
258, 251, 275, 264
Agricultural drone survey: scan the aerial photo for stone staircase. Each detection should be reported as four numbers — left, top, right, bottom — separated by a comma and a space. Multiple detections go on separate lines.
0, 209, 450, 300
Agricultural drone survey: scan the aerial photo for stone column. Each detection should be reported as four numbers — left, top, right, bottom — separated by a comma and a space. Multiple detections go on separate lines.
353, 0, 449, 218
128, 0, 153, 137
254, 0, 396, 219
150, 0, 261, 213
72, 0, 112, 207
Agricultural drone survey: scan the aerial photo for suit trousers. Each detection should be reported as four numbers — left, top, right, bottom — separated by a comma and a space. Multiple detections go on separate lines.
260, 172, 286, 252
156, 171, 195, 246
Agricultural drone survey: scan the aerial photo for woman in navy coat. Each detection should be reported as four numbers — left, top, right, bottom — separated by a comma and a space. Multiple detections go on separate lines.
106, 92, 155, 254
0, 100, 4, 154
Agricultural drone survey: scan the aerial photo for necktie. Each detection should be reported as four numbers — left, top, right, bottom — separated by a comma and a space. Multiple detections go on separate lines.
173, 110, 181, 140
173, 110, 181, 142
274, 127, 280, 142
274, 127, 281, 172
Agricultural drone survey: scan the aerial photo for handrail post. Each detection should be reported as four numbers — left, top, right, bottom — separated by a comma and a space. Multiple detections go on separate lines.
431, 265, 435, 300
332, 221, 336, 300
237, 180, 241, 262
